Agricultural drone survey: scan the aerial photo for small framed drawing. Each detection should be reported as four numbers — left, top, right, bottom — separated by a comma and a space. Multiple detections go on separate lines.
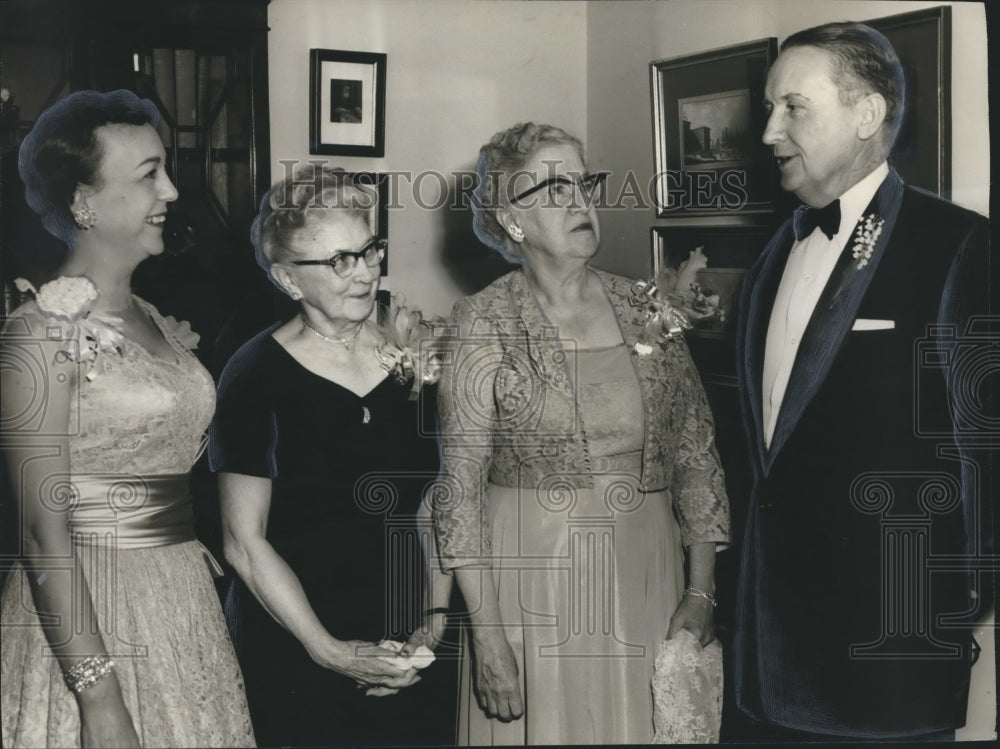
650, 38, 777, 217
309, 49, 387, 157
347, 172, 389, 275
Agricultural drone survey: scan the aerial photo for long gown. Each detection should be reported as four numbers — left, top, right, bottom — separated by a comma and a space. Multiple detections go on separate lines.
209, 326, 455, 748
457, 343, 685, 745
0, 296, 255, 748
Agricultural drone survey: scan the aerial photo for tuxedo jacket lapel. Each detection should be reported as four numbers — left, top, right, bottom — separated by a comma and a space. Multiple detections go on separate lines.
766, 170, 906, 467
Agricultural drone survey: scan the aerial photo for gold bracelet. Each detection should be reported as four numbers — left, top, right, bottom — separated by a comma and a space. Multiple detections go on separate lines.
683, 587, 717, 607
63, 655, 115, 693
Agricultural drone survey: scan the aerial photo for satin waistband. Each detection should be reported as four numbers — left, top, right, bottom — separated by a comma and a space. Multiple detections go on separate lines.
69, 474, 197, 550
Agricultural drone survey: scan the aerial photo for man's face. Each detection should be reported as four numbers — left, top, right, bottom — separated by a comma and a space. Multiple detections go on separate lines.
762, 45, 872, 208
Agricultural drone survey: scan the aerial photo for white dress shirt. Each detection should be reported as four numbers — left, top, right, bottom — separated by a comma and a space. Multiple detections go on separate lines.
761, 162, 889, 449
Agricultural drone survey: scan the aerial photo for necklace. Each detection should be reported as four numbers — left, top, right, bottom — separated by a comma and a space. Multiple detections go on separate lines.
300, 315, 364, 349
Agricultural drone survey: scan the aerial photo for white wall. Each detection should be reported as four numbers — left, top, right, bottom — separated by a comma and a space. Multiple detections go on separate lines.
587, 0, 989, 278
267, 0, 587, 317
268, 0, 988, 305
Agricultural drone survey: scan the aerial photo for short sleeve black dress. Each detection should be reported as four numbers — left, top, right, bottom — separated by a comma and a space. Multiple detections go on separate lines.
209, 325, 449, 747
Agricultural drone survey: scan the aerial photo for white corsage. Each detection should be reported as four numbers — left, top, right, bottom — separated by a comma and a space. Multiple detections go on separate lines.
628, 279, 692, 346
14, 275, 125, 381
16, 275, 98, 322
374, 299, 447, 399
851, 213, 884, 270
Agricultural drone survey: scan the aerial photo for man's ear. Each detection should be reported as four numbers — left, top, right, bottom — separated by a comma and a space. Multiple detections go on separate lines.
856, 92, 888, 141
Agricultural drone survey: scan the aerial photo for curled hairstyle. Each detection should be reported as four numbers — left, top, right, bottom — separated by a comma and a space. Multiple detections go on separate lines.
782, 22, 905, 148
250, 164, 375, 289
472, 122, 585, 262
17, 89, 159, 247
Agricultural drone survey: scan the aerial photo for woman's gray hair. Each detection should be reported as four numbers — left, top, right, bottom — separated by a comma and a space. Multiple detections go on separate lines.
472, 122, 584, 262
250, 164, 375, 288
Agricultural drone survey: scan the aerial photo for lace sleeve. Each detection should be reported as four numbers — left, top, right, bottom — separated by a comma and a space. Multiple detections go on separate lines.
432, 297, 498, 569
671, 348, 730, 549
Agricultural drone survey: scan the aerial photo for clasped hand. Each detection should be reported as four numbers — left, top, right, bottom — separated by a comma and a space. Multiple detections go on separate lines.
666, 594, 715, 647
321, 640, 421, 697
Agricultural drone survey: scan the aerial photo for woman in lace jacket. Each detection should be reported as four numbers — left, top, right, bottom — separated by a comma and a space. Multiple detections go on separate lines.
0, 90, 253, 748
434, 122, 730, 745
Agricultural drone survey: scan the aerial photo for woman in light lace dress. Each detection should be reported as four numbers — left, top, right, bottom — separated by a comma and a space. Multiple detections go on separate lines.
434, 122, 729, 744
0, 90, 254, 748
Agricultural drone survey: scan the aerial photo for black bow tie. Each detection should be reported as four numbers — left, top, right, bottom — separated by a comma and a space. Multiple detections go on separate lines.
793, 200, 841, 241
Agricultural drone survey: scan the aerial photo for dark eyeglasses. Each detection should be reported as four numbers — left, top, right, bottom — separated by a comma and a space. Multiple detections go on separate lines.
290, 237, 386, 278
510, 172, 608, 208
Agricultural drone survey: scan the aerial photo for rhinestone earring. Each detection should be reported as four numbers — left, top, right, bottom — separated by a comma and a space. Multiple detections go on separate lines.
508, 225, 524, 242
73, 205, 97, 230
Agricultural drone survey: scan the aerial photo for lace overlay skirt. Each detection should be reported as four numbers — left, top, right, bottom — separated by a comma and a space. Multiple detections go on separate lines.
1, 541, 255, 748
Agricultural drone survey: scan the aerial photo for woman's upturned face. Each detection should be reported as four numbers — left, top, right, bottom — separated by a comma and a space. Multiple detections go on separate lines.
286, 212, 381, 323
506, 143, 601, 266
83, 122, 178, 259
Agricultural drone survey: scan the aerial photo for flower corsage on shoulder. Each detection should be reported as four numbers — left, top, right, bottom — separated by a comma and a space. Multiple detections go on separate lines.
374, 299, 448, 399
627, 278, 692, 356
14, 275, 125, 380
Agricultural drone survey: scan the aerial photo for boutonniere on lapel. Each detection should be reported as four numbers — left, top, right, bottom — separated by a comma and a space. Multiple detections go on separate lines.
627, 279, 691, 356
850, 213, 884, 270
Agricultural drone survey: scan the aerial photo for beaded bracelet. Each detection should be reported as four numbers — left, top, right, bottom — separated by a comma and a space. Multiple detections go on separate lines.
683, 587, 717, 607
63, 655, 115, 693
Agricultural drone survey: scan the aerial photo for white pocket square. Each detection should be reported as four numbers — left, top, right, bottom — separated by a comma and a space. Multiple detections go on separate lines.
852, 318, 895, 331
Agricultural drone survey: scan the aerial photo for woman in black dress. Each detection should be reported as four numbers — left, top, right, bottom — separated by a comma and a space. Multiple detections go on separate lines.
209, 165, 452, 747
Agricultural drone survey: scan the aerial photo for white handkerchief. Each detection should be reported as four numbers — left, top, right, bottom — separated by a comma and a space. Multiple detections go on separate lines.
377, 639, 436, 670
852, 318, 895, 331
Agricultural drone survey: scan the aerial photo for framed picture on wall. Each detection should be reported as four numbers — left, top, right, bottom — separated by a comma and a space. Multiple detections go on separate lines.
650, 38, 778, 218
346, 172, 390, 275
309, 49, 387, 157
868, 6, 951, 196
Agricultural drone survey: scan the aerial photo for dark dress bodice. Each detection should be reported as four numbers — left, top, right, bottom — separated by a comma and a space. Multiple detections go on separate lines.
210, 325, 447, 747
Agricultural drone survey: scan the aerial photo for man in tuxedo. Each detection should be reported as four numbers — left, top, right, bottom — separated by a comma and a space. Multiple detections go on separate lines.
733, 21, 991, 741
